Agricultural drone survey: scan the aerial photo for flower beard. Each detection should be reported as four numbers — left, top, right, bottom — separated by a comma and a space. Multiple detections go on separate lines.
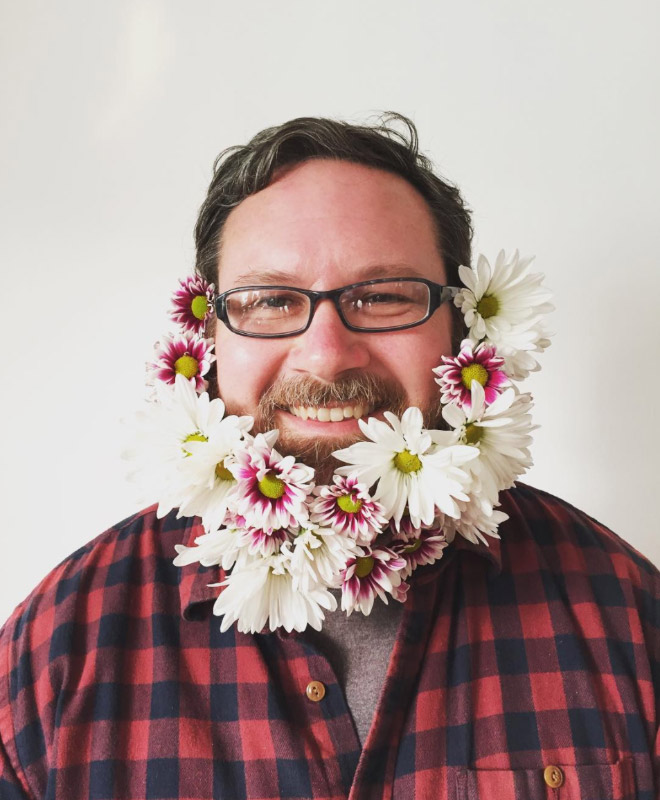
250, 374, 445, 485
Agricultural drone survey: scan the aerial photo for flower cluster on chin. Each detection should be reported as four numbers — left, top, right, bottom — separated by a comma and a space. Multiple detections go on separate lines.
124, 253, 553, 633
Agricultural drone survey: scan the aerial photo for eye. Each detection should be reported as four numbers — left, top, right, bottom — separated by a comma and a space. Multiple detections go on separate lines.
228, 290, 309, 318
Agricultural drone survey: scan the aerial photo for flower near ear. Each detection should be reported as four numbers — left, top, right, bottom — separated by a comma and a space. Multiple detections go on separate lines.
434, 339, 509, 408
149, 331, 215, 393
170, 275, 214, 335
455, 251, 554, 353
233, 433, 315, 530
333, 407, 478, 528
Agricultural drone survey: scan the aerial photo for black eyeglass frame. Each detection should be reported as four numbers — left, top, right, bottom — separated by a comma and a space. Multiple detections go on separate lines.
214, 277, 459, 338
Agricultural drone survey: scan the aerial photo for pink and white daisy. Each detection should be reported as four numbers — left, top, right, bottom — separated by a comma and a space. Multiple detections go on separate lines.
170, 275, 214, 335
340, 546, 408, 616
310, 475, 388, 545
240, 525, 291, 557
233, 433, 315, 530
150, 332, 215, 393
392, 527, 448, 578
434, 339, 508, 408
386, 511, 442, 540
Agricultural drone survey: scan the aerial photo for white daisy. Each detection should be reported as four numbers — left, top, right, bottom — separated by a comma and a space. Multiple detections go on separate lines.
213, 554, 336, 633
282, 523, 360, 592
123, 374, 234, 517
455, 250, 554, 348
442, 382, 534, 504
176, 414, 253, 531
173, 518, 244, 572
333, 407, 478, 527
440, 498, 509, 546
495, 319, 553, 380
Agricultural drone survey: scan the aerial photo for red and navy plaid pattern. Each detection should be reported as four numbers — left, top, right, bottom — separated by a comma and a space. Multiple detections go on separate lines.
1, 484, 659, 799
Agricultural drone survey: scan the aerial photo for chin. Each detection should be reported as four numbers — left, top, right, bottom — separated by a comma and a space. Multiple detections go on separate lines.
274, 428, 363, 485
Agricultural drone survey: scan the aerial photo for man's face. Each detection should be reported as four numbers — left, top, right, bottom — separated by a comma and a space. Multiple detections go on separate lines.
214, 159, 453, 477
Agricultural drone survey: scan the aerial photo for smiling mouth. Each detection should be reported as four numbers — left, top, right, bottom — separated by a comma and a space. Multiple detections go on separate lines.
287, 404, 374, 422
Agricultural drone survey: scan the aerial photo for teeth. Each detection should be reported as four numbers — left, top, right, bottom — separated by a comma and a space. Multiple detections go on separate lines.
289, 404, 372, 422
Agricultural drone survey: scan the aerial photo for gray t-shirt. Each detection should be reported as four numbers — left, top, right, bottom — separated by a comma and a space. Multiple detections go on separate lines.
303, 591, 405, 745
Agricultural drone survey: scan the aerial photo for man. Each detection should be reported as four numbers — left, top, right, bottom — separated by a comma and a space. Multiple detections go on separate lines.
1, 114, 658, 799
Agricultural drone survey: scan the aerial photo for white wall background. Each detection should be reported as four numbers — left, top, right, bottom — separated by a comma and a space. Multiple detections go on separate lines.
1, 0, 658, 623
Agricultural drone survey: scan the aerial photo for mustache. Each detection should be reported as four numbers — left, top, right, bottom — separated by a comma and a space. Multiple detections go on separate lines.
255, 374, 409, 418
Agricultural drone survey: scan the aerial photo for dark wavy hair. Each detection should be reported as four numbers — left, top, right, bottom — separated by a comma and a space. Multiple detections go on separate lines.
194, 112, 473, 294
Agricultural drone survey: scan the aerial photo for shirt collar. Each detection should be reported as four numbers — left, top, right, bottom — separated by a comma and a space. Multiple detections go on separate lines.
177, 517, 502, 621
455, 532, 503, 574
178, 517, 225, 620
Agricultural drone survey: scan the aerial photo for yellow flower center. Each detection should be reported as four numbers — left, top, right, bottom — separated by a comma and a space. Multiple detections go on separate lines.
191, 295, 209, 321
182, 431, 208, 456
337, 494, 363, 514
464, 423, 483, 445
174, 354, 200, 379
393, 450, 422, 474
215, 460, 234, 481
460, 363, 489, 390
403, 539, 422, 553
355, 556, 375, 578
476, 294, 499, 319
257, 471, 286, 499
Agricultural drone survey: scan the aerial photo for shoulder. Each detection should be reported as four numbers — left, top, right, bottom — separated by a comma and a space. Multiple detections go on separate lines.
1, 506, 194, 642
0, 508, 199, 794
497, 482, 660, 616
501, 482, 656, 567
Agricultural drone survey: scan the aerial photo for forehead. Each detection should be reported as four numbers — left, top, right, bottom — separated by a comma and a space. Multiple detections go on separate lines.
217, 159, 444, 289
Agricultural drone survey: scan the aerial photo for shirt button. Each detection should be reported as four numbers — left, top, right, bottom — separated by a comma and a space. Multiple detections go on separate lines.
543, 765, 564, 788
305, 680, 326, 702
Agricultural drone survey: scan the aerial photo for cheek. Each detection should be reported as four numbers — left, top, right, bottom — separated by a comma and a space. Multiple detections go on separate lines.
385, 325, 452, 403
214, 334, 280, 409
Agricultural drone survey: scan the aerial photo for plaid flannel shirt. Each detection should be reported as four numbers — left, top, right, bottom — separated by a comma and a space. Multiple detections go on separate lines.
1, 483, 659, 800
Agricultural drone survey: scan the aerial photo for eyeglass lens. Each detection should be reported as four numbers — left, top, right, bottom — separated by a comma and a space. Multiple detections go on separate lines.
224, 281, 432, 335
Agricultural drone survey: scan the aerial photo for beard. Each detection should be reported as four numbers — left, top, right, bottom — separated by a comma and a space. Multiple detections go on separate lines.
245, 373, 445, 484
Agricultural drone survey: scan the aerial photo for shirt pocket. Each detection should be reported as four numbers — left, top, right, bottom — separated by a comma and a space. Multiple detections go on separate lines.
455, 758, 635, 800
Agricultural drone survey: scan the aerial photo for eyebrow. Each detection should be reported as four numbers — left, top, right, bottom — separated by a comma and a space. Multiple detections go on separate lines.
231, 263, 427, 287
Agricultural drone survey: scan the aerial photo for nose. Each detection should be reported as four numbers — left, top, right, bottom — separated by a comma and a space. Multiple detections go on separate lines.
287, 297, 370, 382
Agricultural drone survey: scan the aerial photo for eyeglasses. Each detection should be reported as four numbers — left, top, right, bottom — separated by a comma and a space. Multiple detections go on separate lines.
214, 277, 458, 338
